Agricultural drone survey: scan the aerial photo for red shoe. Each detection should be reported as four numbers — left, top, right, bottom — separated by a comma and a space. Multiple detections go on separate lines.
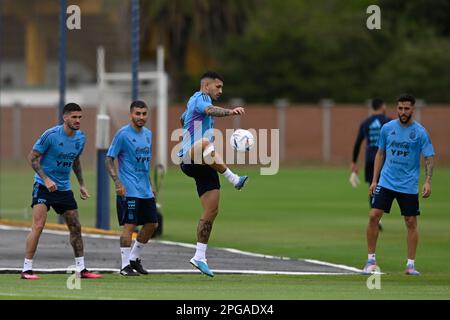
79, 269, 102, 279
20, 270, 40, 280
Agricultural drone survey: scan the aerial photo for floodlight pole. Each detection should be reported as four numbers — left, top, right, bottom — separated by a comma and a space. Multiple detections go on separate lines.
57, 0, 67, 224
157, 45, 168, 170
58, 0, 66, 124
131, 0, 139, 101
95, 47, 110, 230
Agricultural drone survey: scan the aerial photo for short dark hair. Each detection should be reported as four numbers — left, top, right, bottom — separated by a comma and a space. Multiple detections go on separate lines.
130, 100, 148, 111
371, 98, 385, 111
397, 94, 415, 106
201, 71, 224, 82
63, 103, 82, 114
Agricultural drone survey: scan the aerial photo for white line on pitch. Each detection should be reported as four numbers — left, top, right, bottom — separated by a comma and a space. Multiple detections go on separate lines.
304, 259, 362, 273
0, 225, 361, 273
0, 267, 355, 276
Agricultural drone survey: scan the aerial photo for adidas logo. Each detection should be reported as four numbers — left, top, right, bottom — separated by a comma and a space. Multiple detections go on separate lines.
390, 131, 396, 135
132, 139, 136, 143
59, 142, 64, 146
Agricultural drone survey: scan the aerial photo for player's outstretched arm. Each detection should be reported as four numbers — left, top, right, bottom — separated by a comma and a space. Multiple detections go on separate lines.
28, 149, 57, 192
73, 157, 89, 200
422, 156, 433, 198
369, 149, 385, 195
351, 129, 364, 173
105, 156, 126, 196
205, 106, 245, 117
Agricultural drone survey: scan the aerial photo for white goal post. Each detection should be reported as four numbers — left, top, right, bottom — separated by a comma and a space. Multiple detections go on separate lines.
96, 46, 169, 170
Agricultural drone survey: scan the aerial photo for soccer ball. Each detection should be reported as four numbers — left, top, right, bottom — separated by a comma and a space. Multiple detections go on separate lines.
230, 129, 255, 152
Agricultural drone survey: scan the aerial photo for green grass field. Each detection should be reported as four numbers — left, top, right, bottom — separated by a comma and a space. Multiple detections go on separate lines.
0, 274, 448, 300
1, 164, 449, 299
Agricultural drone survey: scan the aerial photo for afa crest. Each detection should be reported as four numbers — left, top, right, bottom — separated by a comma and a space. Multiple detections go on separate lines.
409, 129, 416, 140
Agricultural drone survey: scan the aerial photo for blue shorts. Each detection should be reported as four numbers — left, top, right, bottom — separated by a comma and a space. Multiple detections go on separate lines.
116, 196, 158, 226
180, 162, 220, 197
31, 182, 77, 214
371, 186, 420, 216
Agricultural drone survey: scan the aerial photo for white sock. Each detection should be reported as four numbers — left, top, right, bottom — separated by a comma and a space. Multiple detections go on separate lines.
120, 247, 131, 269
407, 259, 415, 266
222, 168, 239, 185
130, 240, 145, 262
75, 257, 85, 273
23, 258, 33, 272
368, 253, 376, 261
193, 242, 207, 261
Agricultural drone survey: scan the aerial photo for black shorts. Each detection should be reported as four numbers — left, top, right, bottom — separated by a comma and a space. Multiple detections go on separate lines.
31, 182, 78, 214
180, 162, 220, 197
116, 196, 158, 226
371, 186, 420, 216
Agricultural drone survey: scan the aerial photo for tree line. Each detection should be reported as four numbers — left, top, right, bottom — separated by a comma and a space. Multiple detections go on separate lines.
142, 0, 450, 103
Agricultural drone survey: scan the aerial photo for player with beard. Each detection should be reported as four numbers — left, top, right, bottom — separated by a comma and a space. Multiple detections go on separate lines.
106, 100, 158, 276
22, 103, 102, 280
362, 94, 435, 276
178, 71, 248, 277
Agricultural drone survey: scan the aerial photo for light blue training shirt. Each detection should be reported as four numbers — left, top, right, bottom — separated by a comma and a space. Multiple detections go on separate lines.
378, 119, 435, 194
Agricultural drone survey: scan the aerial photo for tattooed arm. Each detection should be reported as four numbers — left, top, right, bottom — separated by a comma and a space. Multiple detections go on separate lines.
422, 156, 433, 198
27, 150, 57, 192
105, 156, 126, 196
28, 150, 48, 181
72, 157, 85, 186
205, 106, 245, 117
73, 156, 90, 200
425, 156, 434, 183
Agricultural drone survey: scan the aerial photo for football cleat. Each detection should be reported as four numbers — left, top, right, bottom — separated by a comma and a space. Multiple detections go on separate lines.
361, 259, 378, 275
405, 264, 420, 276
120, 265, 140, 276
234, 176, 249, 190
190, 258, 214, 277
20, 270, 40, 280
79, 269, 102, 279
130, 259, 148, 275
